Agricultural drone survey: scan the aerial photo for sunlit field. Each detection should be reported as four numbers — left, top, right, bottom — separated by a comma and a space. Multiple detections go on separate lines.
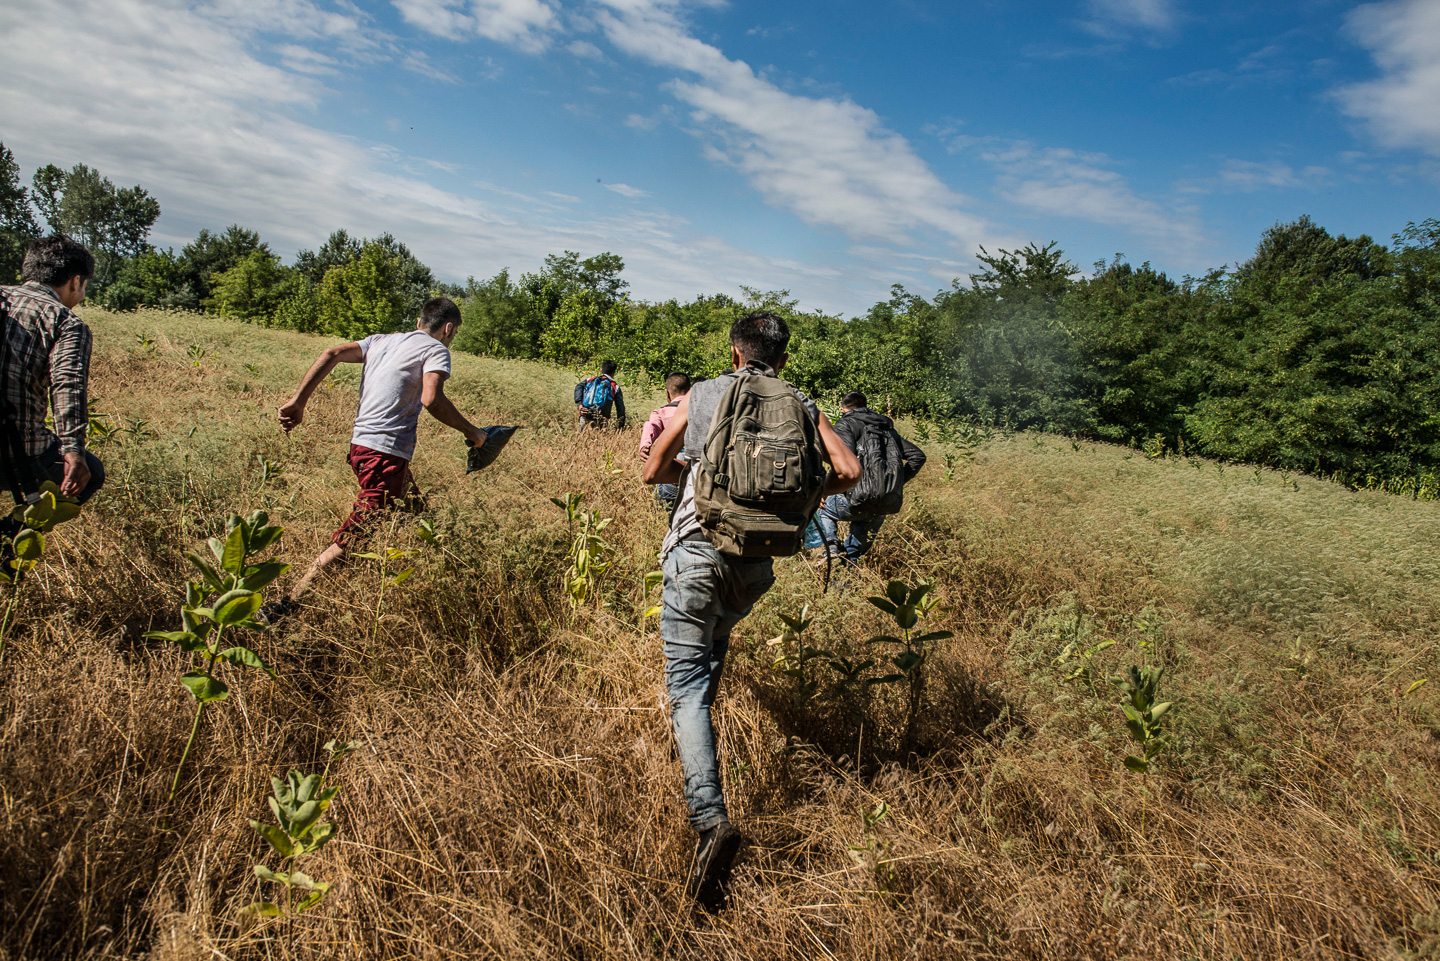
4, 307, 1440, 960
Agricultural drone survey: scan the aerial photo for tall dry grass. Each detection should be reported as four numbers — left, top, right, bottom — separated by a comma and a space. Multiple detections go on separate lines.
3, 309, 1440, 959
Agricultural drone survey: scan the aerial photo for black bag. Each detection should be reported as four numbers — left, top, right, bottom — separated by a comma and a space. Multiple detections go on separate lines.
846, 421, 905, 516
466, 425, 521, 473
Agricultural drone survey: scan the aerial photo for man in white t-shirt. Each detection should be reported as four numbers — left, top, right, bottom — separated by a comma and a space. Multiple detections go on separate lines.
270, 297, 488, 613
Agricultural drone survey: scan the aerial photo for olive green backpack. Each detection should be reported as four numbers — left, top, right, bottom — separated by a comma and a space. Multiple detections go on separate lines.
691, 368, 827, 557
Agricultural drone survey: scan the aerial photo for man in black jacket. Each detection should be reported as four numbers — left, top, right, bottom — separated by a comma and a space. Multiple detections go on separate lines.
813, 391, 926, 563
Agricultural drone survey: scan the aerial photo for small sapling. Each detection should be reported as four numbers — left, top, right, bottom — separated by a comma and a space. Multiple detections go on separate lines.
866, 580, 953, 753
243, 739, 359, 920
146, 510, 288, 799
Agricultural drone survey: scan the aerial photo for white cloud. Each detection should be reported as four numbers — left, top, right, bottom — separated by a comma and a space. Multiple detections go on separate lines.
401, 50, 460, 83
1090, 0, 1176, 30
1079, 0, 1178, 40
276, 44, 341, 76
1334, 0, 1440, 156
1215, 160, 1331, 192
567, 39, 604, 59
603, 183, 650, 198
391, 0, 558, 52
0, 0, 895, 314
592, 0, 996, 252
960, 138, 1204, 255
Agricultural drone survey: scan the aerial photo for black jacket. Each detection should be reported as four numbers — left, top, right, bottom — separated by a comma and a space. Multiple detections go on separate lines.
833, 408, 926, 481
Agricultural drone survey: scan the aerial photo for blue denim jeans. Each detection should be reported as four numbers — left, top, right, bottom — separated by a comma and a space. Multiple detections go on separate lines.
661, 538, 775, 831
655, 483, 679, 509
813, 494, 885, 562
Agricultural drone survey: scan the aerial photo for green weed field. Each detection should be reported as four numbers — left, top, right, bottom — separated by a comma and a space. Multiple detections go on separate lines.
4, 308, 1440, 960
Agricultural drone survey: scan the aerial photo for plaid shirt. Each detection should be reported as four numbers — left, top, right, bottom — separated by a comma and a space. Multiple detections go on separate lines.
1, 282, 92, 457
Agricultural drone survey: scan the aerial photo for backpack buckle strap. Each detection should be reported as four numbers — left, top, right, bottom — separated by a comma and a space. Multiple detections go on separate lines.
713, 472, 729, 487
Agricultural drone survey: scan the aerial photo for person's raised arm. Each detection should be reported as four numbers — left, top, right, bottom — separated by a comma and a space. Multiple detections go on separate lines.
278, 342, 363, 432
642, 393, 689, 485
421, 371, 488, 447
818, 414, 861, 495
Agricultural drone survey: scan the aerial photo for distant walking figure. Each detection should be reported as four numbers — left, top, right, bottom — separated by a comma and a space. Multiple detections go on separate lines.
810, 390, 926, 564
575, 360, 626, 433
269, 297, 487, 617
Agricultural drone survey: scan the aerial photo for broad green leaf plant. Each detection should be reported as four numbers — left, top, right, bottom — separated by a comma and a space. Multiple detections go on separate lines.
552, 492, 613, 608
1112, 664, 1173, 775
0, 481, 82, 658
866, 580, 953, 754
145, 511, 288, 799
243, 739, 359, 920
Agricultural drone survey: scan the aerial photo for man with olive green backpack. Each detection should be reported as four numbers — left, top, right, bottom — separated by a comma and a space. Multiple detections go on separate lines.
642, 311, 860, 910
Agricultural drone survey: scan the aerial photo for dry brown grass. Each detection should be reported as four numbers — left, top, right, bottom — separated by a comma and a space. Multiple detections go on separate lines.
4, 309, 1440, 959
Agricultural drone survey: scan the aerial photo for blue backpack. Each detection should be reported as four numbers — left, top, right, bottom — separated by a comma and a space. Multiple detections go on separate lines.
581, 375, 616, 410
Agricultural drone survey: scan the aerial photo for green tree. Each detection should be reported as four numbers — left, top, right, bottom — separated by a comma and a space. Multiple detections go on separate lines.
30, 163, 160, 290
317, 241, 406, 338
294, 229, 361, 284
179, 225, 269, 307
100, 248, 185, 311
208, 250, 300, 321
0, 143, 38, 284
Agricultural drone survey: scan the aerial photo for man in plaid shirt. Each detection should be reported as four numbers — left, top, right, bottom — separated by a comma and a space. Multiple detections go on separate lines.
0, 235, 104, 509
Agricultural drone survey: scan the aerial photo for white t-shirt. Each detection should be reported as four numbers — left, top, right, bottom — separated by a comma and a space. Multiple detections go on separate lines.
350, 330, 452, 461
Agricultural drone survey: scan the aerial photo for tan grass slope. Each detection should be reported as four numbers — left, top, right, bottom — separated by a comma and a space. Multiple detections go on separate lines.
4, 308, 1440, 959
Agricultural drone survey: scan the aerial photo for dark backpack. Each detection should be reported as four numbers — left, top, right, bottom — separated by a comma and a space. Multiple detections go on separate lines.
847, 419, 905, 516
580, 375, 615, 411
691, 368, 827, 557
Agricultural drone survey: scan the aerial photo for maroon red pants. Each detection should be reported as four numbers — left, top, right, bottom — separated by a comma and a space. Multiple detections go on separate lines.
331, 444, 423, 549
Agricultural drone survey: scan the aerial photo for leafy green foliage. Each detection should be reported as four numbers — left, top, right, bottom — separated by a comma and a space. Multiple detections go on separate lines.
1, 482, 81, 584
29, 162, 160, 290
243, 739, 359, 918
145, 511, 288, 798
865, 580, 953, 753
552, 492, 612, 607
1111, 665, 1173, 774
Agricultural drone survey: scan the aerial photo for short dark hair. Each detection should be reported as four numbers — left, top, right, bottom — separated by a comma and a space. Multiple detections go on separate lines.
600, 360, 617, 376
841, 390, 867, 410
665, 372, 691, 395
730, 311, 790, 368
420, 296, 461, 333
22, 235, 94, 288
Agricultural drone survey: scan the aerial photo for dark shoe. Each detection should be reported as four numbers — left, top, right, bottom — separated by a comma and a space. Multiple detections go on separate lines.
257, 596, 297, 627
687, 819, 742, 912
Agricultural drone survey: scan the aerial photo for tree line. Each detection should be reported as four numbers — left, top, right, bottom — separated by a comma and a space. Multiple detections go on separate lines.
3, 143, 1439, 490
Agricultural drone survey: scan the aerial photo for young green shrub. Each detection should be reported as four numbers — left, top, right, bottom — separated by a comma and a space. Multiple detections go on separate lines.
551, 492, 613, 607
768, 606, 831, 705
866, 580, 953, 754
145, 510, 288, 799
0, 482, 82, 658
243, 739, 359, 919
1112, 664, 1173, 774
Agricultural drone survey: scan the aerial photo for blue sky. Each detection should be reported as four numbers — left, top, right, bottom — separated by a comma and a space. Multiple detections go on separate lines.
0, 0, 1437, 315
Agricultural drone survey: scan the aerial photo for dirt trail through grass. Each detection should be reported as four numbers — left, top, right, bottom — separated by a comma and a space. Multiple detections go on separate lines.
3, 308, 1440, 959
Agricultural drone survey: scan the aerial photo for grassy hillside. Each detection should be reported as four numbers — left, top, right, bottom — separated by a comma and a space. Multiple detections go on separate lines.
4, 308, 1440, 960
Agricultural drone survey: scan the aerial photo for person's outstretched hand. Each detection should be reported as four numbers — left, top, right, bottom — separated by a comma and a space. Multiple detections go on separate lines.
278, 398, 305, 432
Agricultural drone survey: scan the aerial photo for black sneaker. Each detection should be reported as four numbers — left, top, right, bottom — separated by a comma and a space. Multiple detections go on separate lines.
257, 596, 297, 627
687, 819, 742, 912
